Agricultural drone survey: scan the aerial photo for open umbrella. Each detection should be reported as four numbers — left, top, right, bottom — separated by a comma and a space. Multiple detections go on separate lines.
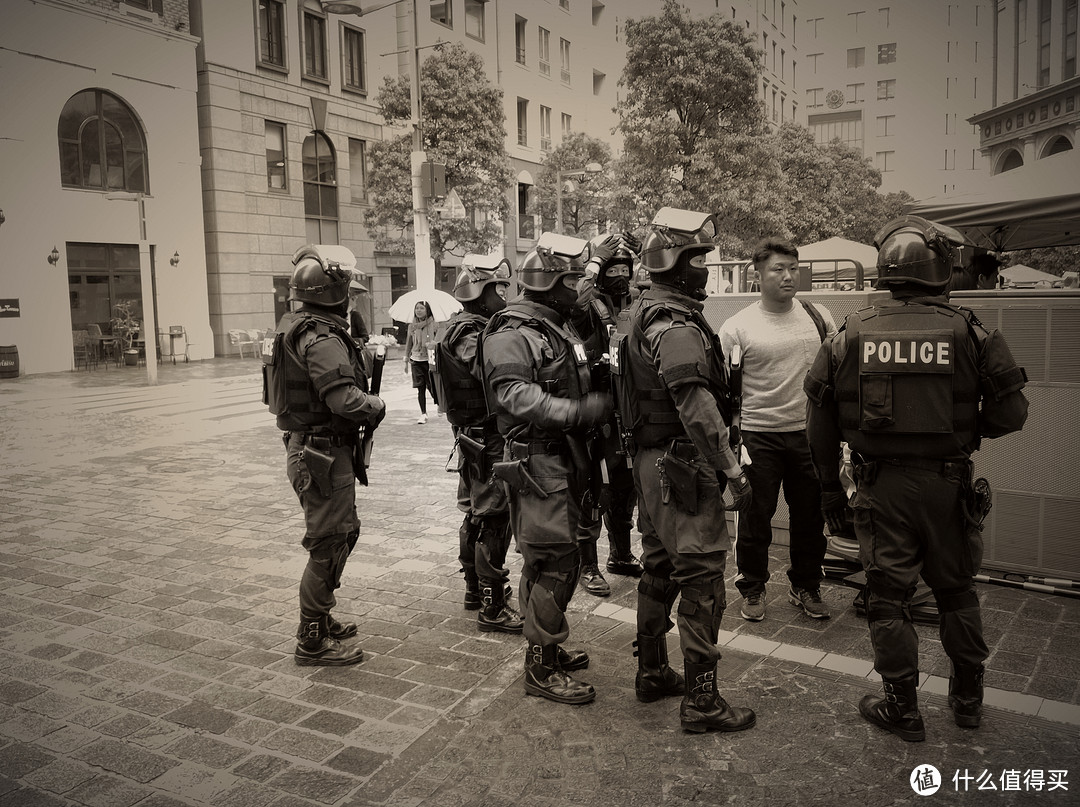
388, 288, 462, 322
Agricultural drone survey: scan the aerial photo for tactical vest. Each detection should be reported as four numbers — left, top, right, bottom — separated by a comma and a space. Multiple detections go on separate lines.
834, 300, 981, 458
434, 312, 489, 428
262, 310, 368, 433
612, 294, 732, 449
481, 301, 590, 438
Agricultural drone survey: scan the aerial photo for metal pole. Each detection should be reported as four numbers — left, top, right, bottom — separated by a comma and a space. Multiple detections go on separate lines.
410, 0, 435, 290
137, 196, 159, 385
555, 174, 565, 235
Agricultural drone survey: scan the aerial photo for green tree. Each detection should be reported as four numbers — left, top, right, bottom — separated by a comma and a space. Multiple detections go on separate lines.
364, 42, 513, 283
613, 0, 784, 252
1004, 245, 1080, 276
533, 133, 614, 236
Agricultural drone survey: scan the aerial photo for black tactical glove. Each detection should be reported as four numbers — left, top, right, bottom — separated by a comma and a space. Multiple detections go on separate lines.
589, 234, 622, 268
620, 231, 642, 256
725, 472, 752, 512
567, 391, 614, 430
820, 482, 849, 536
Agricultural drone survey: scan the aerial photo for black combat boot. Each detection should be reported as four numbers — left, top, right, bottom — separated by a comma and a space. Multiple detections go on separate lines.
524, 644, 596, 704
294, 616, 365, 667
948, 663, 984, 728
557, 646, 590, 671
859, 674, 925, 742
579, 540, 610, 597
327, 615, 358, 640
680, 660, 756, 733
606, 531, 643, 577
477, 582, 523, 634
464, 573, 481, 611
634, 634, 684, 703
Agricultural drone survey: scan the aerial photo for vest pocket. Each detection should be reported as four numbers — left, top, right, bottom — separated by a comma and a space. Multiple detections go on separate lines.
860, 375, 894, 430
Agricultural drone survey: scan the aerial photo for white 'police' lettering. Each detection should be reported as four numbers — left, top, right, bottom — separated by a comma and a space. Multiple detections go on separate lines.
859, 331, 954, 374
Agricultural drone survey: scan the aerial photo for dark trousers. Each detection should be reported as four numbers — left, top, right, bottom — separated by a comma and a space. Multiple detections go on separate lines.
734, 430, 827, 598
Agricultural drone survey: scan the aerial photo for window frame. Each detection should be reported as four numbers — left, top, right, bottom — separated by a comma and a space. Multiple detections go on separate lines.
559, 37, 571, 85
847, 47, 865, 68
539, 27, 551, 76
516, 98, 529, 147
465, 0, 485, 41
430, 0, 453, 30
877, 78, 896, 100
540, 105, 552, 151
878, 42, 897, 64
265, 120, 288, 192
515, 16, 527, 65
302, 131, 339, 227
341, 22, 367, 95
58, 89, 149, 193
348, 137, 368, 204
256, 0, 288, 73
300, 4, 330, 85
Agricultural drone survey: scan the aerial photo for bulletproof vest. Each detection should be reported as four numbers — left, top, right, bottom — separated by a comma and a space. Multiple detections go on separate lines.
481, 300, 590, 437
613, 293, 731, 449
834, 300, 981, 458
262, 310, 367, 432
434, 312, 489, 428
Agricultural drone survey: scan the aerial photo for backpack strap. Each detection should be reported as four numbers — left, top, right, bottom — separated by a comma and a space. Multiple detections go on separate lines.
799, 298, 828, 343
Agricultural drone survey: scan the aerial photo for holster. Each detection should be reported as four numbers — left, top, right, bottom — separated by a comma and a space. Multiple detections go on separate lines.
660, 442, 698, 515
491, 459, 549, 499
457, 430, 485, 463
301, 443, 335, 497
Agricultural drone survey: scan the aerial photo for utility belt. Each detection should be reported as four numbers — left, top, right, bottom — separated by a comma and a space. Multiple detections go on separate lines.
656, 438, 704, 515
851, 453, 972, 484
286, 431, 357, 449
285, 430, 360, 496
509, 439, 567, 457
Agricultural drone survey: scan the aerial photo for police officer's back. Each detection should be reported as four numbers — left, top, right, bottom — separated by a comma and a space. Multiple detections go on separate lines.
805, 216, 1028, 741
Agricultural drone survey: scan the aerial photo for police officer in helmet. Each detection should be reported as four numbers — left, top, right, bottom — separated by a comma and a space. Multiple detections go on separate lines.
615, 208, 756, 733
570, 232, 646, 597
480, 232, 611, 705
264, 246, 386, 666
805, 216, 1028, 741
434, 254, 522, 634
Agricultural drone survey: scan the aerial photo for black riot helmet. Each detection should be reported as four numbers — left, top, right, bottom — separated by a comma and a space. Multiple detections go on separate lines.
640, 208, 717, 274
518, 232, 589, 292
288, 245, 352, 308
453, 253, 512, 302
874, 216, 968, 292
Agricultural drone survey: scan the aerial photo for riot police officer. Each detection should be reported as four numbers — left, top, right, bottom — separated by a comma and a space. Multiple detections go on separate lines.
805, 216, 1028, 741
613, 208, 756, 733
571, 232, 645, 597
264, 246, 385, 666
434, 254, 522, 634
480, 232, 611, 705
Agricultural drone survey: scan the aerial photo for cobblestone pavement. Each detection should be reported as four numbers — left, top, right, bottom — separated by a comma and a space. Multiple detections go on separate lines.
0, 356, 1077, 807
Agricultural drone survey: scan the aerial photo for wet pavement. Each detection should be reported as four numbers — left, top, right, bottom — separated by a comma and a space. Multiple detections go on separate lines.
0, 355, 1077, 807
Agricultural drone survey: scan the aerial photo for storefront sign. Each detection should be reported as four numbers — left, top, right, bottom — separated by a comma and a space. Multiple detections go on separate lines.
0, 299, 20, 318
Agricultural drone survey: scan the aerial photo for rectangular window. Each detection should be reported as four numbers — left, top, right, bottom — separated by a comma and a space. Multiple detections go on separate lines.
561, 113, 572, 137
763, 33, 769, 67
515, 16, 527, 64
1065, 0, 1077, 79
847, 47, 864, 68
560, 38, 571, 85
430, 0, 452, 28
848, 10, 864, 31
518, 183, 534, 240
302, 9, 328, 81
1039, 0, 1051, 86
880, 6, 890, 28
539, 27, 551, 76
593, 69, 605, 96
258, 0, 286, 69
540, 106, 552, 151
465, 0, 485, 40
877, 78, 895, 100
875, 150, 894, 172
349, 138, 367, 203
780, 48, 785, 80
517, 98, 528, 146
876, 114, 894, 136
847, 82, 864, 103
592, 2, 604, 26
560, 0, 570, 9
342, 25, 366, 93
878, 42, 896, 63
808, 17, 823, 37
781, 2, 785, 32
806, 87, 824, 108
807, 52, 822, 74
265, 121, 286, 191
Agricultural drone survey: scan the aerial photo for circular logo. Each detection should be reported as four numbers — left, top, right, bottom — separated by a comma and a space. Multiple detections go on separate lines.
826, 89, 844, 109
910, 765, 942, 796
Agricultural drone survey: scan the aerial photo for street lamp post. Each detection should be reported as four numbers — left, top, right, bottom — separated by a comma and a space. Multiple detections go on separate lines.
554, 162, 603, 235
106, 192, 158, 385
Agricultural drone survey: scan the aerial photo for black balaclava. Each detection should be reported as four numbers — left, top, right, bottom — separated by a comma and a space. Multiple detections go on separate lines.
652, 249, 710, 301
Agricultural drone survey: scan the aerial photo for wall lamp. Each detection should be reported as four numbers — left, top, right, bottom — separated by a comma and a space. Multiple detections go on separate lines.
170, 251, 180, 267
0, 209, 5, 228
47, 246, 60, 265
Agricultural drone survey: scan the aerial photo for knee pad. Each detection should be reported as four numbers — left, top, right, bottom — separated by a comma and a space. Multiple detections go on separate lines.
676, 580, 725, 621
637, 572, 679, 607
933, 585, 979, 613
310, 534, 351, 590
521, 557, 577, 609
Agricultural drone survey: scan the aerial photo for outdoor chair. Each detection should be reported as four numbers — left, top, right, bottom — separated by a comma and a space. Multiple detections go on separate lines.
228, 329, 256, 358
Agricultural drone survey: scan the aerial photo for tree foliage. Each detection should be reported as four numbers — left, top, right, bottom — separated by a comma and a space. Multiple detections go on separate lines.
364, 42, 513, 265
1004, 245, 1080, 276
532, 133, 615, 236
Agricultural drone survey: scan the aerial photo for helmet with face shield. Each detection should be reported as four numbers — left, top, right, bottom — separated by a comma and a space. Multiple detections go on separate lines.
639, 208, 718, 274
518, 232, 590, 292
453, 254, 512, 302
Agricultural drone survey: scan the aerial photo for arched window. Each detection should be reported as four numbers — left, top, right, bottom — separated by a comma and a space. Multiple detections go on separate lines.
58, 89, 148, 192
1043, 135, 1074, 157
302, 132, 338, 243
997, 149, 1024, 173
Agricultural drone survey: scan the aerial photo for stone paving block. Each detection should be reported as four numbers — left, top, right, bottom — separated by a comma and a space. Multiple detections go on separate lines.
242, 696, 314, 725
98, 712, 155, 738
0, 710, 66, 743
127, 720, 189, 750
261, 726, 343, 762
164, 701, 242, 735
72, 736, 179, 783
23, 757, 97, 794
326, 745, 389, 778
0, 680, 47, 705
224, 649, 281, 669
0, 741, 54, 777
35, 723, 100, 754
296, 710, 363, 737
191, 682, 265, 711
164, 653, 238, 679
270, 764, 359, 805
165, 734, 250, 769
148, 763, 239, 804
233, 753, 293, 783
0, 786, 70, 807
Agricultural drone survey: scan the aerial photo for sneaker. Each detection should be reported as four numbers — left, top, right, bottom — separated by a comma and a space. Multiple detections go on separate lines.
740, 593, 765, 622
417, 414, 427, 424
788, 586, 831, 619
